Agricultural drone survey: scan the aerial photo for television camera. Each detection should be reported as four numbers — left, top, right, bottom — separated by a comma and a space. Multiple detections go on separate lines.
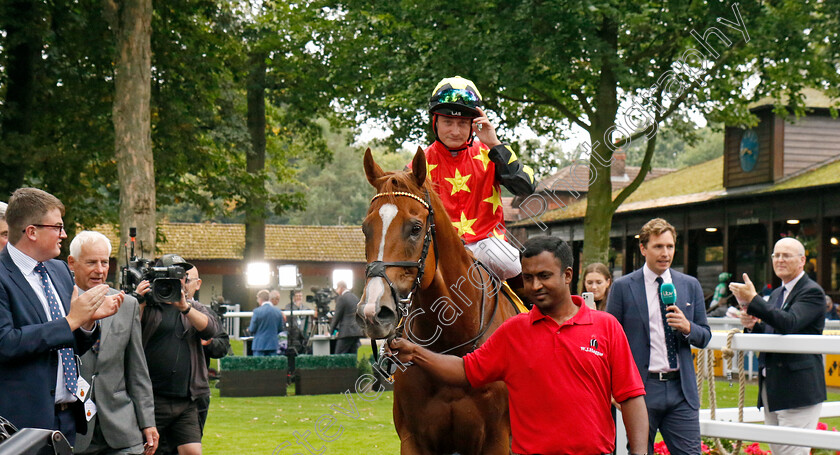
118, 227, 185, 303
307, 286, 337, 319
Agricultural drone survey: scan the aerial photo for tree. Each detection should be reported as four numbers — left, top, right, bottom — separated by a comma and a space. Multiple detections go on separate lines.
104, 0, 155, 261
325, 0, 839, 266
281, 125, 414, 226
0, 1, 333, 259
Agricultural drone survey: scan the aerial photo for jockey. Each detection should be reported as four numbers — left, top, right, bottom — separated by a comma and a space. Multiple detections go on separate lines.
419, 76, 536, 281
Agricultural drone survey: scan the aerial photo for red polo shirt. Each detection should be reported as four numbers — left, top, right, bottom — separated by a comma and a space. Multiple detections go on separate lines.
463, 296, 645, 455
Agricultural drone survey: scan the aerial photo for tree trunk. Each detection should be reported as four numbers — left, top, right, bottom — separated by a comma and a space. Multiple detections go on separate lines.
244, 51, 268, 262
104, 0, 154, 263
581, 16, 619, 269
0, 0, 42, 195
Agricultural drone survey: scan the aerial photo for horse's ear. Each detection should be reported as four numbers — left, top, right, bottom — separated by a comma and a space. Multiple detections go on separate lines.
411, 147, 427, 186
364, 148, 385, 187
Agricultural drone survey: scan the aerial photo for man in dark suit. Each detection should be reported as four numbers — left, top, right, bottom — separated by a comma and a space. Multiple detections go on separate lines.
330, 281, 363, 354
68, 230, 158, 455
607, 217, 711, 455
249, 289, 285, 356
731, 237, 826, 455
0, 188, 121, 446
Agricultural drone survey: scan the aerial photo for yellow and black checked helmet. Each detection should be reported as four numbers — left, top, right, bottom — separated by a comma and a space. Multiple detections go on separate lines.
429, 76, 483, 118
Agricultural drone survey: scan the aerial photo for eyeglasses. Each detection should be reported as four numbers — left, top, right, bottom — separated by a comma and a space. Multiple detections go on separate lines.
771, 253, 802, 261
433, 88, 480, 107
26, 224, 66, 233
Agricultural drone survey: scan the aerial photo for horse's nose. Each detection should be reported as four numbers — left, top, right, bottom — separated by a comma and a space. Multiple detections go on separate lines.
376, 304, 397, 327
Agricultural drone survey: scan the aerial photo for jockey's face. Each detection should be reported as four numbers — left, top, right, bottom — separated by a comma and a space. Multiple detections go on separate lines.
436, 115, 473, 149
521, 251, 573, 316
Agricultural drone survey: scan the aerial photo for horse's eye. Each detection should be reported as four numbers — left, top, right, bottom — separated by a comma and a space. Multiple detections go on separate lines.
411, 223, 423, 236
361, 224, 371, 239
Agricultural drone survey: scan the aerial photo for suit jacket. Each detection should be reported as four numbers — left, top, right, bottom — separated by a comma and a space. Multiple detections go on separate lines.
330, 291, 363, 338
607, 267, 711, 409
745, 274, 826, 412
75, 290, 154, 452
249, 303, 284, 351
0, 247, 97, 433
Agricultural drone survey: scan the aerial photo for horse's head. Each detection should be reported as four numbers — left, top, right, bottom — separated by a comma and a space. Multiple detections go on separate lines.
356, 147, 437, 340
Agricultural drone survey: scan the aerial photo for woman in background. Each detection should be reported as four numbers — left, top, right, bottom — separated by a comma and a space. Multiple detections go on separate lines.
583, 262, 612, 311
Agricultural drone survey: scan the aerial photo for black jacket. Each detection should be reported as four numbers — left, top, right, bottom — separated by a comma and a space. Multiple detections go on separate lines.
745, 274, 826, 412
330, 291, 363, 338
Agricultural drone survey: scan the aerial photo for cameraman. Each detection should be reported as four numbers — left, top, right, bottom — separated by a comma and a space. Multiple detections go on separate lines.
138, 254, 219, 455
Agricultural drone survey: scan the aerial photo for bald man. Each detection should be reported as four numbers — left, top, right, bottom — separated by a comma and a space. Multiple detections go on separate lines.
731, 237, 826, 455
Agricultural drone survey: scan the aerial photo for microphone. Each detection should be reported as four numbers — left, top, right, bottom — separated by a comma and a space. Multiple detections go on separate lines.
660, 282, 677, 309
311, 286, 320, 293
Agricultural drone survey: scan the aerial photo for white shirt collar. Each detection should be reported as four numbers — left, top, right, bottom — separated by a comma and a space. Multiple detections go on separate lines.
783, 270, 806, 292
7, 242, 39, 276
643, 263, 672, 285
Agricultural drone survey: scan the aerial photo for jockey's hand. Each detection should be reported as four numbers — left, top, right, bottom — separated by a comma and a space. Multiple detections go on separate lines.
473, 107, 501, 148
386, 337, 420, 364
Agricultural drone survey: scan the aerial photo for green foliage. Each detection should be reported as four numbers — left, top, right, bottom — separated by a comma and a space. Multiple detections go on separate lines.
0, 0, 338, 233
295, 354, 358, 369
221, 355, 289, 371
625, 124, 724, 169
280, 125, 414, 226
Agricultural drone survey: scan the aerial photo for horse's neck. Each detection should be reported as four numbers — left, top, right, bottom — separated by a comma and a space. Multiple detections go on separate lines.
410, 253, 497, 354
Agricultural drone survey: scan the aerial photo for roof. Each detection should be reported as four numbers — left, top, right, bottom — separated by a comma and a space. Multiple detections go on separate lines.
502, 197, 520, 221
96, 223, 365, 263
536, 163, 675, 193
749, 87, 840, 111
522, 153, 840, 225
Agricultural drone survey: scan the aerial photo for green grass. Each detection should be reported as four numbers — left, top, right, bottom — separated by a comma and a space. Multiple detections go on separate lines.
201, 376, 840, 454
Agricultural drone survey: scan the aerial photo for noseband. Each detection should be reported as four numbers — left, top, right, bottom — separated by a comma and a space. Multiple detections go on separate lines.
365, 190, 438, 318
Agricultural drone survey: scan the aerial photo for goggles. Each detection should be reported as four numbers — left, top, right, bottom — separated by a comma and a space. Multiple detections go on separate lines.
432, 88, 480, 107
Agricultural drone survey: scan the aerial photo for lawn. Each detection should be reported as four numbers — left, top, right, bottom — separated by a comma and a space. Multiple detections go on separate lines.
203, 341, 840, 454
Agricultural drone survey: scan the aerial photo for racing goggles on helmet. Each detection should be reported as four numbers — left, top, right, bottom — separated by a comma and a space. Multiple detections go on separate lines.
432, 88, 481, 108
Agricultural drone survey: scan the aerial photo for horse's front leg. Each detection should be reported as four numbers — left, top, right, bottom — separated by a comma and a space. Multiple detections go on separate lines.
399, 434, 436, 455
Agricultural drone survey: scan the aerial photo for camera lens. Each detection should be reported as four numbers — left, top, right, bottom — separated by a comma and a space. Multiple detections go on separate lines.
152, 278, 182, 303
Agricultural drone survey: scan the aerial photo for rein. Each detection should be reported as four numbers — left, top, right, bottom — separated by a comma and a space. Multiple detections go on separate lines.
365, 189, 501, 377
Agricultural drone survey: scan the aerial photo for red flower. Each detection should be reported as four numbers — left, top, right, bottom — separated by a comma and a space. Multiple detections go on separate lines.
701, 442, 711, 454
744, 442, 771, 455
654, 441, 671, 455
818, 422, 828, 431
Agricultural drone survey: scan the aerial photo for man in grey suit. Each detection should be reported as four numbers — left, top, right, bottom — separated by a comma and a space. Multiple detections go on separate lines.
330, 281, 363, 354
607, 218, 711, 455
731, 237, 826, 455
68, 231, 159, 455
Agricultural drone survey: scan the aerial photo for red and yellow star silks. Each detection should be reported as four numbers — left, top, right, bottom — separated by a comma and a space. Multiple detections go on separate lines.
421, 140, 506, 244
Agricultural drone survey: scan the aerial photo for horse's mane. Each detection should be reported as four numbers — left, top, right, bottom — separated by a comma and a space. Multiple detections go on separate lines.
376, 168, 442, 212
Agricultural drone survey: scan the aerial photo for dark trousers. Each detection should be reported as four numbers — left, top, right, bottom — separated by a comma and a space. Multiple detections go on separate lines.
54, 406, 76, 447
644, 377, 701, 455
335, 337, 360, 354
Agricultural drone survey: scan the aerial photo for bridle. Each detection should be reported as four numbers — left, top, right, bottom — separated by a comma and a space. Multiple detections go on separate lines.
365, 188, 501, 377
364, 189, 438, 317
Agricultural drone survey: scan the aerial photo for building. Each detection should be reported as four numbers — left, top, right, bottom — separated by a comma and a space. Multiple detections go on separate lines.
97, 223, 365, 313
514, 90, 840, 299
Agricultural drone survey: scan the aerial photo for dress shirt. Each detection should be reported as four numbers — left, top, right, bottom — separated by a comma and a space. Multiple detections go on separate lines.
643, 264, 679, 373
6, 243, 77, 404
779, 271, 806, 310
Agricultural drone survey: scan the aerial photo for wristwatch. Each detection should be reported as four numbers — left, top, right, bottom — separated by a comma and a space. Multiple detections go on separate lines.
181, 302, 192, 315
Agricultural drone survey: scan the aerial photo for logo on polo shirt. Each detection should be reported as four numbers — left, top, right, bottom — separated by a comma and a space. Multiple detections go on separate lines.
580, 336, 604, 357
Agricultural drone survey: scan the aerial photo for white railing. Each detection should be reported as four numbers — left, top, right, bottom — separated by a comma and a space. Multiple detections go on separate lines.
707, 317, 840, 331
616, 332, 840, 455
223, 309, 316, 339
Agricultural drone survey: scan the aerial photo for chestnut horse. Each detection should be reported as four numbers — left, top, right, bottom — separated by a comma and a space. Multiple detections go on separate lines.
355, 148, 518, 455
